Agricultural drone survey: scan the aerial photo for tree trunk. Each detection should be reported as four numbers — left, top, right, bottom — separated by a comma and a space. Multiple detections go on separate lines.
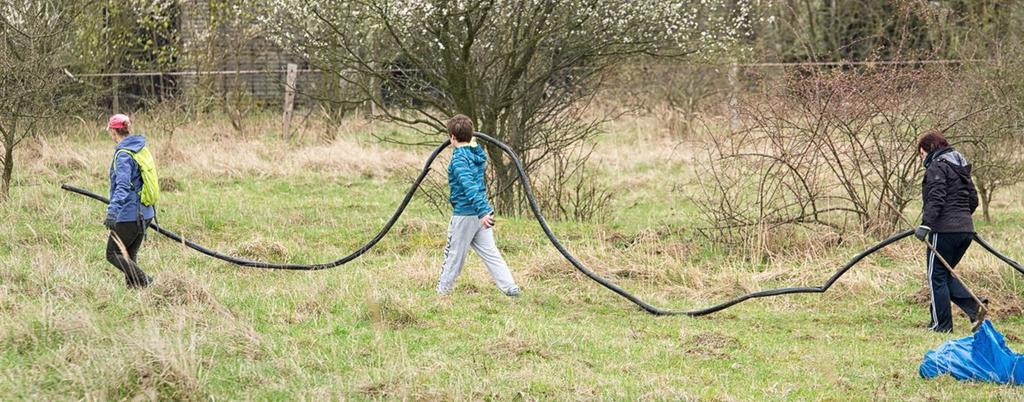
1, 140, 13, 201
727, 60, 740, 132
976, 180, 993, 222
489, 154, 520, 215
481, 127, 521, 215
982, 187, 993, 222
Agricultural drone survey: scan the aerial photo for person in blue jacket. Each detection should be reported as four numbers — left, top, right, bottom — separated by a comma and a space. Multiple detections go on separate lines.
436, 114, 521, 297
104, 114, 154, 288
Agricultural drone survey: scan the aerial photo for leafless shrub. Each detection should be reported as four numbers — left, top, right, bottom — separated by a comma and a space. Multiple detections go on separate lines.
955, 52, 1024, 222
0, 0, 85, 201
532, 142, 614, 222
606, 61, 727, 137
415, 154, 455, 218
313, 72, 368, 143
696, 67, 965, 256
140, 95, 200, 142
178, 0, 268, 137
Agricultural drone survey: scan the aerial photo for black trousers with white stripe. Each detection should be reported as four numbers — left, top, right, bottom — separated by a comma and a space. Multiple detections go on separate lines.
926, 232, 980, 332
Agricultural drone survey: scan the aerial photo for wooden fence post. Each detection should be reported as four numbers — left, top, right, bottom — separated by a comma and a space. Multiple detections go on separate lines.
727, 61, 740, 132
112, 75, 120, 113
282, 63, 298, 139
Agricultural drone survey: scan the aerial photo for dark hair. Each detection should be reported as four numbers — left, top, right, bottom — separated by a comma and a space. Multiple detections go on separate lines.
447, 114, 474, 142
917, 130, 949, 153
113, 127, 131, 137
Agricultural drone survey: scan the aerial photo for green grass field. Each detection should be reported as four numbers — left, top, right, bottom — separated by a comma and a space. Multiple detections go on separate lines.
4, 117, 1024, 400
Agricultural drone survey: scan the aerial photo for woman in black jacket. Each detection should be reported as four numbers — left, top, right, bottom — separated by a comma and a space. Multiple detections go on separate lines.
915, 131, 981, 332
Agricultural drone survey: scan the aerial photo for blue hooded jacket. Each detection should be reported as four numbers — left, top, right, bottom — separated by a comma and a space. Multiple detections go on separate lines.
448, 142, 493, 218
107, 135, 156, 223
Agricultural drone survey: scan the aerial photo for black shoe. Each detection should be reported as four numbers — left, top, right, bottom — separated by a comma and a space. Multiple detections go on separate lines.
127, 275, 153, 289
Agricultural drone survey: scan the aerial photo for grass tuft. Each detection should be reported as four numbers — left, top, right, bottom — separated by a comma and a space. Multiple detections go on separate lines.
232, 236, 289, 261
363, 286, 421, 329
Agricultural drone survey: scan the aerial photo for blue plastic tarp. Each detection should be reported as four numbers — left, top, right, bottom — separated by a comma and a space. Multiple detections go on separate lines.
920, 320, 1024, 384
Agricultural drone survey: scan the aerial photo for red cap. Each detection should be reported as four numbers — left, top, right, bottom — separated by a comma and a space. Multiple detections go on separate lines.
108, 114, 130, 130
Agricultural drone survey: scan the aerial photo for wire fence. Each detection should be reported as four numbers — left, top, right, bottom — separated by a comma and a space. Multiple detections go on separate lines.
70, 58, 989, 77
72, 58, 994, 115
71, 67, 333, 113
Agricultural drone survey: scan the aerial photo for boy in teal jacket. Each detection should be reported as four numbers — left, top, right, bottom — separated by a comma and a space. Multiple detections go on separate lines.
437, 115, 521, 297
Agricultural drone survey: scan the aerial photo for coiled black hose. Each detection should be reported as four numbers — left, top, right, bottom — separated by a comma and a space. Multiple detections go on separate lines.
62, 132, 1024, 316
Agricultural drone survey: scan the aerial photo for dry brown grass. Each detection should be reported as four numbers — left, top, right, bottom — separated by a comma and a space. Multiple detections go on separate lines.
682, 330, 740, 358
364, 286, 422, 329
145, 272, 225, 309
0, 265, 241, 399
232, 236, 289, 261
158, 176, 181, 193
137, 331, 205, 398
486, 327, 554, 360
0, 305, 99, 356
520, 248, 587, 282
21, 116, 426, 187
143, 273, 262, 358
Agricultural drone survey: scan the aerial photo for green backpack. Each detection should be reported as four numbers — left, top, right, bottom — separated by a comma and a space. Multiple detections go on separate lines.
114, 147, 160, 206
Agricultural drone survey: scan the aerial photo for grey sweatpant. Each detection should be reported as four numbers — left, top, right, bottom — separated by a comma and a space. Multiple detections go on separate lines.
437, 215, 520, 295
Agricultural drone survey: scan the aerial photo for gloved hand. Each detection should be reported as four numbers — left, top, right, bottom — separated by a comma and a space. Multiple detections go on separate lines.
914, 225, 931, 242
103, 215, 117, 230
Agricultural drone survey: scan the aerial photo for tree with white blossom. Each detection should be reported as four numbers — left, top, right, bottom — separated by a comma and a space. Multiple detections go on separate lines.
260, 0, 760, 214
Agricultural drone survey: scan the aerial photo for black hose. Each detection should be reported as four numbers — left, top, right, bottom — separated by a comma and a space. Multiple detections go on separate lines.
973, 234, 1024, 276
63, 141, 448, 270
61, 133, 1023, 316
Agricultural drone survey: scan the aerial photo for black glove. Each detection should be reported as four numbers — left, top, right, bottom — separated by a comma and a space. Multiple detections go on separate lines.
103, 215, 117, 230
914, 225, 931, 242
